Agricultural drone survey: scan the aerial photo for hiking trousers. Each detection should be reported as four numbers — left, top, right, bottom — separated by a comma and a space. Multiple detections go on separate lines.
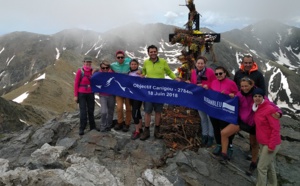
257, 144, 280, 186
115, 96, 131, 125
99, 95, 115, 131
78, 93, 95, 131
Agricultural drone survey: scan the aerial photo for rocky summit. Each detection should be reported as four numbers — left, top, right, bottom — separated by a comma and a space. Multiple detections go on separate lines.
0, 106, 299, 186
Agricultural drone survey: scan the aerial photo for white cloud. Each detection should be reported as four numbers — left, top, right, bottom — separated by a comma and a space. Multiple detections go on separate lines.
0, 0, 299, 35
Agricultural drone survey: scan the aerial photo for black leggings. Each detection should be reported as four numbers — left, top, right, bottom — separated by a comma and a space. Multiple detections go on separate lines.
130, 99, 142, 124
210, 117, 235, 146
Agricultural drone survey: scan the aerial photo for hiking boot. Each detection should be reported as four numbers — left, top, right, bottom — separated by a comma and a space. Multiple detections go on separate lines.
140, 128, 150, 141
114, 123, 123, 131
79, 130, 84, 136
246, 162, 257, 176
201, 135, 208, 146
131, 131, 141, 140
219, 153, 229, 164
212, 145, 221, 156
227, 147, 233, 160
246, 154, 252, 161
154, 126, 163, 139
111, 119, 117, 128
122, 125, 130, 132
206, 136, 214, 147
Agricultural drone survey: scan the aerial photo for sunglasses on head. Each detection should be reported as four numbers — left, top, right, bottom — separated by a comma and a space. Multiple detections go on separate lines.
117, 56, 124, 59
101, 67, 109, 70
215, 72, 224, 76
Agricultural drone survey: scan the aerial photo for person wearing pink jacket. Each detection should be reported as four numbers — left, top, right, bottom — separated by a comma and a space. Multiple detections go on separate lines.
189, 56, 216, 147
252, 88, 281, 186
208, 66, 239, 163
74, 56, 96, 135
236, 77, 282, 176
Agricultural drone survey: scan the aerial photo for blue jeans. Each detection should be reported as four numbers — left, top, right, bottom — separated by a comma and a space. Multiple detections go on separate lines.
198, 110, 214, 137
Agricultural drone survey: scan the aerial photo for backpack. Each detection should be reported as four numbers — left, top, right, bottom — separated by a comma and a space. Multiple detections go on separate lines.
79, 67, 93, 85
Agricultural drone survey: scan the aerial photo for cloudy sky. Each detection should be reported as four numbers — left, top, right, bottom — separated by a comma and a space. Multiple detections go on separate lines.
1, 0, 299, 35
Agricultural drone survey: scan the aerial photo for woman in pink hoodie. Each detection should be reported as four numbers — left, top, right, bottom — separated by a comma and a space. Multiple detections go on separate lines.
252, 88, 281, 186
189, 56, 216, 147
208, 66, 239, 163
74, 56, 96, 135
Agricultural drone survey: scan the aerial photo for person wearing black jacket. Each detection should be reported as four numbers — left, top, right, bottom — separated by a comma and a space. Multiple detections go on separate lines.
234, 55, 266, 93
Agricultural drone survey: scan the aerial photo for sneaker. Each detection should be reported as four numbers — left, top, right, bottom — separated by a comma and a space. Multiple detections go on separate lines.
122, 125, 130, 132
114, 123, 123, 131
131, 131, 140, 140
132, 128, 143, 134
227, 147, 233, 160
212, 145, 221, 156
246, 162, 257, 176
201, 135, 208, 146
154, 126, 163, 139
206, 136, 214, 148
140, 128, 150, 141
219, 153, 229, 164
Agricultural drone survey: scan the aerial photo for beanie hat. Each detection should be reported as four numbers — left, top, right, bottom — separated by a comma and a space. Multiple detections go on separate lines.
83, 56, 92, 62
116, 50, 125, 56
252, 88, 265, 97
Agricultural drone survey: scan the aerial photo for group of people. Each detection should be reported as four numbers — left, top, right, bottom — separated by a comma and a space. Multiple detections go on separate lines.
74, 47, 281, 185
74, 45, 179, 141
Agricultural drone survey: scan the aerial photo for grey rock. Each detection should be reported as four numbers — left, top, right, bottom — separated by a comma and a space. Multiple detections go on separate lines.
56, 137, 77, 149
28, 143, 66, 169
0, 158, 9, 173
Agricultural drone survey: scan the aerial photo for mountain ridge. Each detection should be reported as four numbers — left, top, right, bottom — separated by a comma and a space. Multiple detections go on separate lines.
0, 21, 299, 130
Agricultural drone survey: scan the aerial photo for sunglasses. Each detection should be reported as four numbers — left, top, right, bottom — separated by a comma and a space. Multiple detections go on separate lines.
117, 56, 124, 59
215, 72, 224, 76
101, 67, 109, 70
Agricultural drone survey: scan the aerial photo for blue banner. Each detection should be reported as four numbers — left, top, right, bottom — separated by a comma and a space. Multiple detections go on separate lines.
91, 72, 238, 124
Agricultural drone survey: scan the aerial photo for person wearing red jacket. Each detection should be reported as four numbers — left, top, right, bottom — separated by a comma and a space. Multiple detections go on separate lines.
189, 56, 216, 147
74, 56, 96, 135
252, 88, 281, 186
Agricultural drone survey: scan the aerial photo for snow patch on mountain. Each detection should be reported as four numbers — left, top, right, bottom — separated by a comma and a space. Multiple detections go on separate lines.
55, 48, 60, 60
6, 55, 15, 66
13, 91, 29, 103
34, 73, 46, 81
272, 49, 298, 69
